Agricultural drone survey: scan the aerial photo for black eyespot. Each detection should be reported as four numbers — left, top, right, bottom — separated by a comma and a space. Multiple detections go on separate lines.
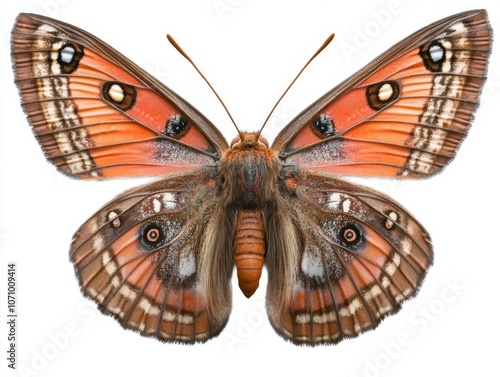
57, 42, 83, 74
419, 41, 446, 72
164, 114, 188, 138
140, 222, 165, 249
339, 222, 364, 250
366, 81, 400, 111
312, 114, 336, 138
101, 81, 137, 110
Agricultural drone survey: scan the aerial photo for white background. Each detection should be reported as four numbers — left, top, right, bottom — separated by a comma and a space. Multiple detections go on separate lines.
1, 0, 499, 376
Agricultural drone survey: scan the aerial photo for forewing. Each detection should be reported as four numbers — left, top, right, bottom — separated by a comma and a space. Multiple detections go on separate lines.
70, 171, 231, 342
11, 13, 228, 179
267, 172, 433, 345
273, 10, 491, 178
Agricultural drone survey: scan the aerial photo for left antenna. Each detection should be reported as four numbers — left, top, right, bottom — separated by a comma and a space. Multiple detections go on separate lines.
167, 35, 242, 139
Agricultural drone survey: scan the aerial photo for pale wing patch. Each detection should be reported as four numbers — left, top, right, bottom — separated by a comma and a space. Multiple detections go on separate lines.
31, 24, 99, 177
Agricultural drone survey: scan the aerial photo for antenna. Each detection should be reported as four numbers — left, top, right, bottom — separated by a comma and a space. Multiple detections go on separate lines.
167, 34, 243, 139
255, 33, 335, 140
168, 33, 335, 142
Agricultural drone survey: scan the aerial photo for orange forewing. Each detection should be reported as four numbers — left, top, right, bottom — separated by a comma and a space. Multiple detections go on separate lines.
71, 49, 217, 152
11, 13, 226, 179
276, 10, 490, 178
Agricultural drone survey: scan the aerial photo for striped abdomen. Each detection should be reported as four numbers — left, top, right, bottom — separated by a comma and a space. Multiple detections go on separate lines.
234, 209, 266, 298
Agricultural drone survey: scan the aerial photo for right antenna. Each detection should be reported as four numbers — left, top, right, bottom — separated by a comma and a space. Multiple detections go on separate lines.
255, 33, 335, 141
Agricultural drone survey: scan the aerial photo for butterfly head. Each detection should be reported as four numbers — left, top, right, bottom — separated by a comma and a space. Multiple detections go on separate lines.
230, 133, 269, 149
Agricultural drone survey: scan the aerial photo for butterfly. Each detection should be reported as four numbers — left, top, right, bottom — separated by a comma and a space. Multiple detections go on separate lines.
11, 10, 491, 345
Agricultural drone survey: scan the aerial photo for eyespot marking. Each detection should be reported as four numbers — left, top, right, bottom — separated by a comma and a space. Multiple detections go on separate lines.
101, 81, 136, 110
140, 222, 165, 250
146, 228, 160, 243
107, 210, 122, 228
419, 41, 446, 72
377, 83, 394, 102
384, 210, 400, 230
312, 114, 336, 138
108, 84, 125, 102
366, 81, 400, 111
339, 223, 364, 250
165, 114, 188, 138
429, 44, 444, 63
57, 43, 83, 74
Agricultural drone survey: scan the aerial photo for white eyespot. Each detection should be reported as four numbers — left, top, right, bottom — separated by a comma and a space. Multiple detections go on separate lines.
429, 44, 444, 63
60, 45, 76, 64
108, 84, 125, 103
377, 83, 394, 102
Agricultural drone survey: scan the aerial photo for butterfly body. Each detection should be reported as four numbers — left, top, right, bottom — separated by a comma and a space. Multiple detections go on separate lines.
11, 10, 491, 345
219, 134, 281, 297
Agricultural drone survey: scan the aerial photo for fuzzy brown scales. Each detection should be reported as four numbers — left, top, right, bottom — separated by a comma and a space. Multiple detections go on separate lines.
219, 134, 281, 298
